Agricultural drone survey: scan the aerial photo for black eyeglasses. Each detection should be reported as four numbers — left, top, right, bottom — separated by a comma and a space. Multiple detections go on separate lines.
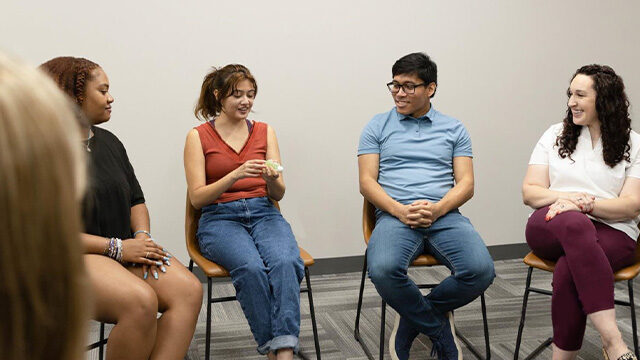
386, 81, 427, 94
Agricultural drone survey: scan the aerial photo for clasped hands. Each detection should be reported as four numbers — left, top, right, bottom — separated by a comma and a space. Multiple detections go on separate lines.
122, 234, 172, 280
397, 200, 442, 228
545, 192, 596, 221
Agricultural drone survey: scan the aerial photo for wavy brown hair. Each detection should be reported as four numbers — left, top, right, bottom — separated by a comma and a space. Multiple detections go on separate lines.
194, 64, 257, 121
0, 53, 87, 360
556, 64, 631, 167
39, 56, 100, 106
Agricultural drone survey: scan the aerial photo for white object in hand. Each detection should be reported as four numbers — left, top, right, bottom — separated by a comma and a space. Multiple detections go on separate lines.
265, 159, 284, 172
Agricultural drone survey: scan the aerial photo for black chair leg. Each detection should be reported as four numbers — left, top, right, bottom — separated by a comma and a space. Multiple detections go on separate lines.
206, 277, 212, 360
629, 279, 639, 358
379, 300, 386, 360
481, 293, 491, 360
99, 322, 105, 360
514, 267, 533, 360
189, 259, 194, 272
305, 267, 321, 359
354, 252, 368, 341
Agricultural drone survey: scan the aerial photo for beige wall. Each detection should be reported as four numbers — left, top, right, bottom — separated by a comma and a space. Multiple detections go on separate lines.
2, 1, 640, 263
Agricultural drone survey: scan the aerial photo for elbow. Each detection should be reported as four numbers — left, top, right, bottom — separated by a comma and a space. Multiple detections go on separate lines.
629, 204, 640, 220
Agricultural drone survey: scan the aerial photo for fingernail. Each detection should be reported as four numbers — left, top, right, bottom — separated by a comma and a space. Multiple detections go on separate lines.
165, 260, 171, 266
163, 256, 170, 261
545, 216, 550, 221
153, 271, 159, 280
160, 266, 167, 273
143, 271, 148, 280
166, 253, 173, 258
156, 261, 163, 266
163, 248, 167, 252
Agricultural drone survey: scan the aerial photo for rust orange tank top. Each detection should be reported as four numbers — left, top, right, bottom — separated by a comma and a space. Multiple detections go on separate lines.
196, 120, 268, 203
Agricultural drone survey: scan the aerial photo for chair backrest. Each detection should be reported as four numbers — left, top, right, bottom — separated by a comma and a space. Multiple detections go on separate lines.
184, 193, 281, 257
362, 198, 376, 245
185, 193, 203, 259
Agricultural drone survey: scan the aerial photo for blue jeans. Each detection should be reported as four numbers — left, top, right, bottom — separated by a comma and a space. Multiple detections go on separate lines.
197, 197, 304, 354
368, 209, 495, 337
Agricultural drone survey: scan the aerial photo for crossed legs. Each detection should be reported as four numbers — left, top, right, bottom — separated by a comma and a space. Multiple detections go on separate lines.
526, 207, 636, 359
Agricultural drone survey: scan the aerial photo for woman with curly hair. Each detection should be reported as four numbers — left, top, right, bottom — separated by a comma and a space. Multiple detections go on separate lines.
523, 64, 640, 360
40, 56, 202, 360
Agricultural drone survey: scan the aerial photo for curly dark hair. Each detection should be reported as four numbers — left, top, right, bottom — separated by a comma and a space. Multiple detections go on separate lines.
39, 57, 100, 106
556, 64, 631, 167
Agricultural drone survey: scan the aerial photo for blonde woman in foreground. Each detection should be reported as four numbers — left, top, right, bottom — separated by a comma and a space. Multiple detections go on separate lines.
0, 53, 87, 360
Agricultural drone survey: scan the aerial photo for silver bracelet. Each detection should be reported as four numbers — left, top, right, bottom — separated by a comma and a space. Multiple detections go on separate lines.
133, 230, 151, 238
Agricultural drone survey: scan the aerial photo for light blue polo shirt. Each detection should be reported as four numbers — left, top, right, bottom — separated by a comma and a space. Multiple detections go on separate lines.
358, 106, 473, 204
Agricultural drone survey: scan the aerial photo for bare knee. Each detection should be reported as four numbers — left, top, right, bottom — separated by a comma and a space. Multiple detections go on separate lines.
117, 283, 158, 329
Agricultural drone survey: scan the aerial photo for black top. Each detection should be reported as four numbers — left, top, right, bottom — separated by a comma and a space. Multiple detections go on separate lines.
83, 127, 145, 239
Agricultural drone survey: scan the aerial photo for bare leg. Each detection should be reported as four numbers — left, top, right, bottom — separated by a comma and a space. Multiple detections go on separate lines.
552, 344, 578, 360
276, 348, 293, 360
86, 254, 158, 360
589, 309, 630, 359
128, 258, 202, 360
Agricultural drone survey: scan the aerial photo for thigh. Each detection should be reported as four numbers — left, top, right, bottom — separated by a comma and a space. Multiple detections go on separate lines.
250, 213, 301, 263
594, 221, 637, 271
85, 254, 156, 323
127, 257, 201, 312
197, 217, 262, 271
425, 211, 493, 275
367, 213, 424, 272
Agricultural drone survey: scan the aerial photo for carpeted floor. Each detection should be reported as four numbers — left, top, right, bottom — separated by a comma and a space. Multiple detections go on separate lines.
86, 259, 639, 359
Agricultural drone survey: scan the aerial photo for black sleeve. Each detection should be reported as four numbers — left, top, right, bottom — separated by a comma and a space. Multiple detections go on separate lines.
116, 141, 145, 207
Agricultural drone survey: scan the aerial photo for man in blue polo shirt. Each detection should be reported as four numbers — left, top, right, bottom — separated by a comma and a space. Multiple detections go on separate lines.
358, 52, 495, 360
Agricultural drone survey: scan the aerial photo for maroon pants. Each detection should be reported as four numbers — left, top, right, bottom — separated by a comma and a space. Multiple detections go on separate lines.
525, 207, 636, 351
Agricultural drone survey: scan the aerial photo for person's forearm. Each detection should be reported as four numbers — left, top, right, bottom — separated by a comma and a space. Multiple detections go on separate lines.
189, 170, 239, 209
266, 177, 285, 201
435, 178, 474, 215
522, 184, 568, 209
130, 203, 151, 238
359, 177, 402, 217
81, 233, 109, 254
590, 197, 640, 221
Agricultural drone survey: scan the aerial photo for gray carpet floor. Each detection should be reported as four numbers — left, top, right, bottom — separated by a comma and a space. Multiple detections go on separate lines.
86, 259, 639, 359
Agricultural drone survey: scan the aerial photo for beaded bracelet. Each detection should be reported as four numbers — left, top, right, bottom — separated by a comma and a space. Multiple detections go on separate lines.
104, 237, 124, 263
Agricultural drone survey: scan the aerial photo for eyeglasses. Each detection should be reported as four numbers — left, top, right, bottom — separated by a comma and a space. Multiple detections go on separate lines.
386, 81, 427, 94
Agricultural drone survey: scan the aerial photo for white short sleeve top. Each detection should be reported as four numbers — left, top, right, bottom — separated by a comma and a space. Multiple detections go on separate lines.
529, 123, 640, 239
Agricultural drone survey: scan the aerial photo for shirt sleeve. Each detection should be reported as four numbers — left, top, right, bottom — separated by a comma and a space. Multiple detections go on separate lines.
626, 135, 640, 179
357, 118, 380, 155
453, 123, 473, 157
529, 125, 559, 165
116, 139, 145, 207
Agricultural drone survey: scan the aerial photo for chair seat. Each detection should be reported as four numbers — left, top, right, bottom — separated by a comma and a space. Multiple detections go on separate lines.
523, 251, 640, 282
189, 246, 315, 278
411, 254, 439, 267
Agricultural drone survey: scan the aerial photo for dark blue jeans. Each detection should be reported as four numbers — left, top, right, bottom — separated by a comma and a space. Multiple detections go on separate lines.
367, 210, 495, 337
197, 197, 304, 354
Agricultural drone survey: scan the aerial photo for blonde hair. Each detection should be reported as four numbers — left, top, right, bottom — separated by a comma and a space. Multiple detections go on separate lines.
0, 53, 87, 360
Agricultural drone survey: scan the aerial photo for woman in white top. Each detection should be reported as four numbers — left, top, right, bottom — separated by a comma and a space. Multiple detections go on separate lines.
523, 64, 640, 360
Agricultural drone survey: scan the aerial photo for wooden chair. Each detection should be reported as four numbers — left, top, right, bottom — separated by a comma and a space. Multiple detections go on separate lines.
353, 199, 491, 360
514, 247, 640, 360
185, 194, 321, 359
87, 322, 106, 359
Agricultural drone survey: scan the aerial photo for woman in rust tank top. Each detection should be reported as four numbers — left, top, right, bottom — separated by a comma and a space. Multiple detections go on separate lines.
184, 64, 304, 360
